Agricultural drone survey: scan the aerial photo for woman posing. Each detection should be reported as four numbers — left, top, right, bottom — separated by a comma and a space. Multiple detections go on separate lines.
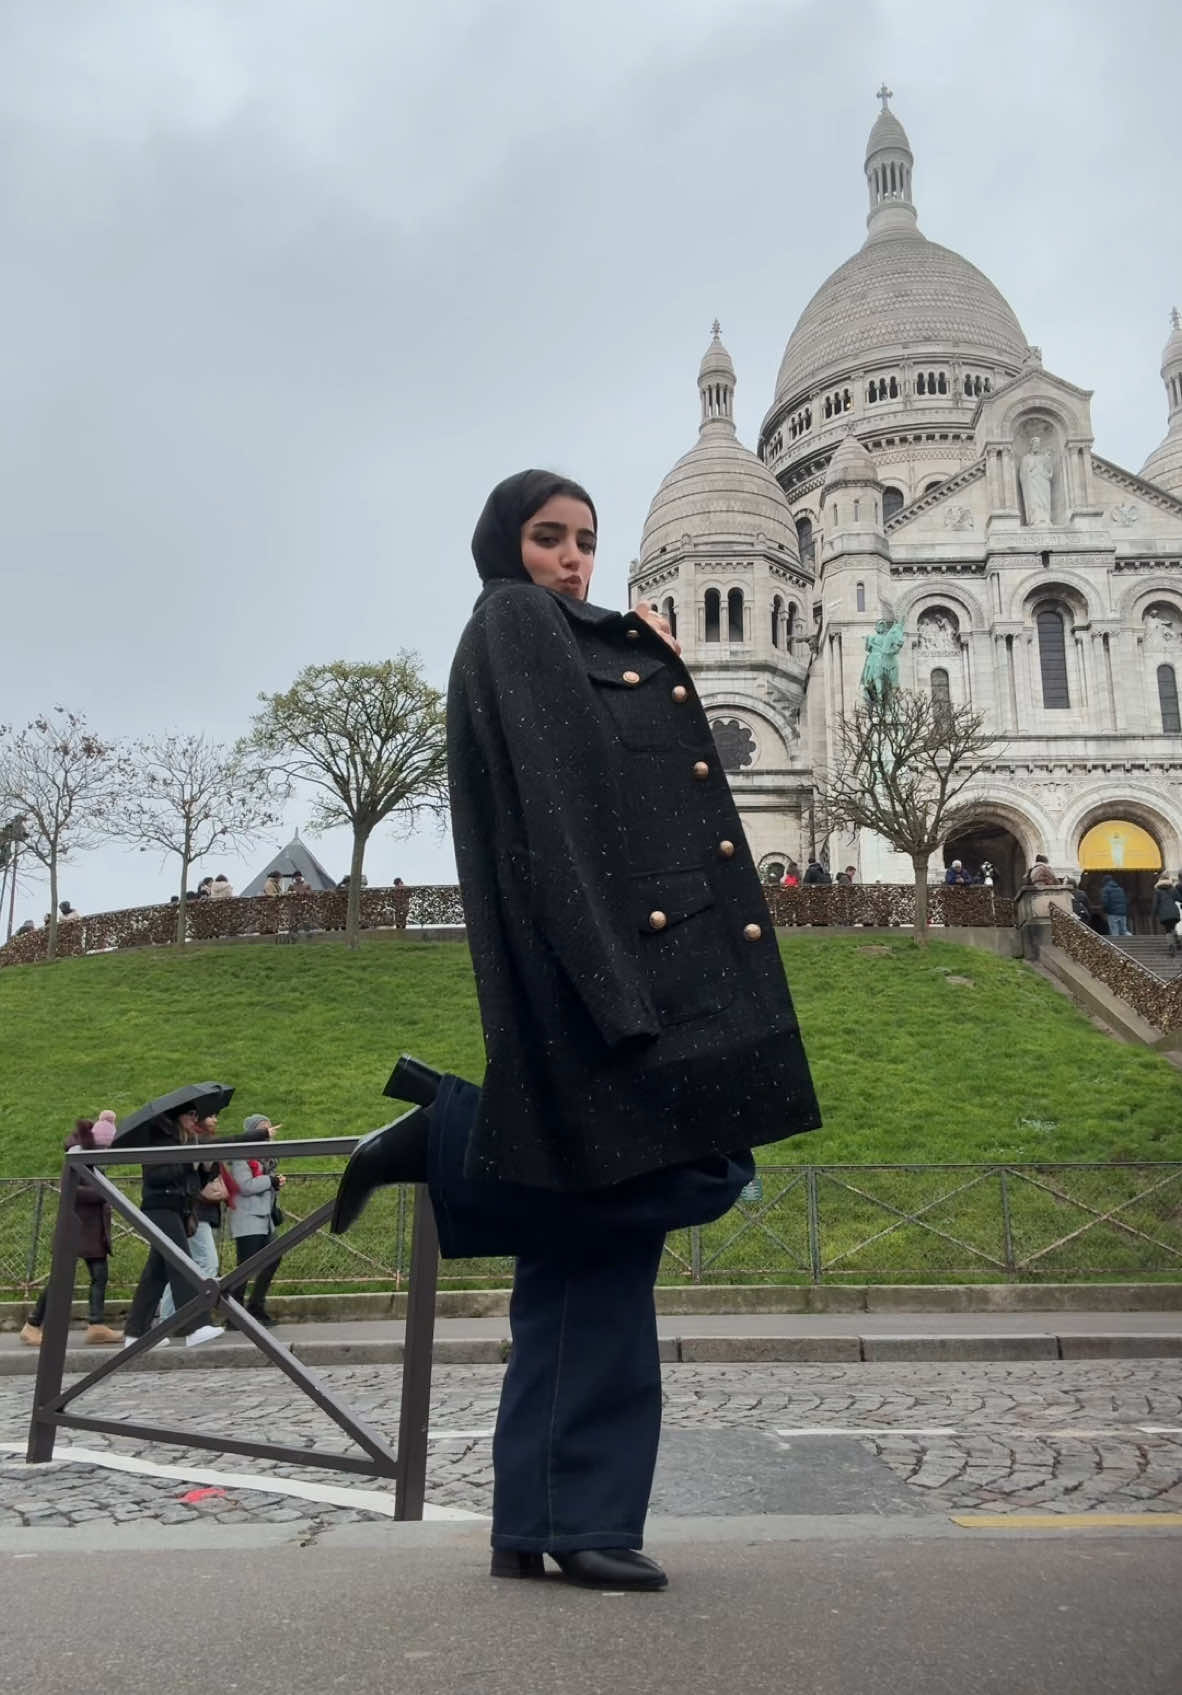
337, 470, 821, 1591
157, 1111, 226, 1325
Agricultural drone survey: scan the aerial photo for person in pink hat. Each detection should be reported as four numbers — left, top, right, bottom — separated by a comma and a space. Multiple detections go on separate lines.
21, 1116, 122, 1347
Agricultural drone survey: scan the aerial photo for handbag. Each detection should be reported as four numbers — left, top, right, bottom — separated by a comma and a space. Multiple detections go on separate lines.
271, 1202, 284, 1227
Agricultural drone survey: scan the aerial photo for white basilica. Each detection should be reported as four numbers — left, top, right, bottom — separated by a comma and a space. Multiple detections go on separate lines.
630, 91, 1182, 920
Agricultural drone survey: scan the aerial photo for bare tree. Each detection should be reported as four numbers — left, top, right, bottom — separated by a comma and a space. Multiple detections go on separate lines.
107, 734, 288, 943
814, 686, 1004, 943
245, 657, 448, 947
0, 711, 118, 959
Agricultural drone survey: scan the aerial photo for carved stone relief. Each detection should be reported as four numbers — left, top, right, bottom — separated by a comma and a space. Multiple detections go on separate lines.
1110, 503, 1139, 527
943, 504, 974, 530
916, 608, 960, 653
1144, 603, 1181, 645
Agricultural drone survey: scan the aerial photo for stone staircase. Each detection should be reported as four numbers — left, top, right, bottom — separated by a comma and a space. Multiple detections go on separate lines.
1111, 933, 1182, 983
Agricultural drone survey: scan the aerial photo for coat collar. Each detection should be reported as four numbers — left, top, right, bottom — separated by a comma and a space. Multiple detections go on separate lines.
474, 578, 623, 630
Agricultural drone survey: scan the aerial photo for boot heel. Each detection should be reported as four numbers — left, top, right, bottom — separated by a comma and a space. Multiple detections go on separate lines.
490, 1550, 546, 1580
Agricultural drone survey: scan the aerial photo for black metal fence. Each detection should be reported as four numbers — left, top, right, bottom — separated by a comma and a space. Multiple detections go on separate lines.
6, 1163, 1181, 1294
23, 1138, 439, 1518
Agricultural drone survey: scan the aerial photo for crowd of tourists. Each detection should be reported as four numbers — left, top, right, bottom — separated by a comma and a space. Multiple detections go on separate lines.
19, 1105, 287, 1350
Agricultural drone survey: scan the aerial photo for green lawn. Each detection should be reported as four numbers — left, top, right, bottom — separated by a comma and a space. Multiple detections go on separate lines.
1, 934, 1179, 1176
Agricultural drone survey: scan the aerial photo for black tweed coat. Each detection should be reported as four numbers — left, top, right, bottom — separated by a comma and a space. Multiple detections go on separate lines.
448, 578, 821, 1191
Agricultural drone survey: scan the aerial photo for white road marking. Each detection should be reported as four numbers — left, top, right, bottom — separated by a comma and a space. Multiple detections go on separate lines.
0, 1440, 487, 1520
775, 1427, 958, 1437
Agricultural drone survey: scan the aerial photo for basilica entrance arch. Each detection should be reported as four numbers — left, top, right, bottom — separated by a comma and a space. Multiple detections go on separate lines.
942, 822, 1025, 895
1077, 816, 1163, 934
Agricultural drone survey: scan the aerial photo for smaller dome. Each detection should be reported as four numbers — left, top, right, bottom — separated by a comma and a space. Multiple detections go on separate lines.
823, 431, 879, 491
1162, 306, 1182, 373
699, 319, 735, 382
866, 106, 912, 160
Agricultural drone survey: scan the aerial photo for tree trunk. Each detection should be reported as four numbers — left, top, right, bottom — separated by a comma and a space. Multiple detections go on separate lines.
912, 853, 930, 946
175, 825, 192, 945
345, 828, 368, 949
46, 851, 59, 962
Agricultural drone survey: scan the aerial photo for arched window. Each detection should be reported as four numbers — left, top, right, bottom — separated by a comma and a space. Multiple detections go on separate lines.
916, 372, 926, 395
704, 588, 721, 642
868, 380, 878, 403
771, 594, 783, 648
727, 587, 745, 642
796, 516, 814, 567
1036, 607, 1071, 709
712, 718, 756, 772
924, 479, 944, 495
786, 602, 798, 646
662, 596, 677, 640
856, 581, 866, 613
1159, 664, 1181, 733
889, 376, 899, 398
937, 372, 948, 394
882, 486, 904, 521
930, 667, 952, 731
964, 375, 973, 396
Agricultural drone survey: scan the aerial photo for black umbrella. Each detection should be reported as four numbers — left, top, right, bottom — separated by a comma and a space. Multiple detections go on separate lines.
113, 1082, 235, 1147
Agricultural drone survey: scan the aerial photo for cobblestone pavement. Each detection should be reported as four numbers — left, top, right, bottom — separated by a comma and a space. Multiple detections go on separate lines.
2, 1359, 1181, 1531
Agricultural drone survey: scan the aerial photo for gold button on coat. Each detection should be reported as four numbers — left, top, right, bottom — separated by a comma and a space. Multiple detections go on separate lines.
672, 685, 688, 703
622, 670, 640, 686
692, 761, 710, 780
626, 629, 640, 640
744, 923, 762, 942
719, 840, 735, 858
648, 910, 668, 931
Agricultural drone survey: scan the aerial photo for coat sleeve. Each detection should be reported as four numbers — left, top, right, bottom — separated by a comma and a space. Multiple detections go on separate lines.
226, 1160, 274, 1195
467, 589, 661, 1050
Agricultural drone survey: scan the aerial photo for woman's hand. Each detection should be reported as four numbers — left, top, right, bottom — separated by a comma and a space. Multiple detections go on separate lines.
276, 1173, 286, 1188
634, 603, 681, 655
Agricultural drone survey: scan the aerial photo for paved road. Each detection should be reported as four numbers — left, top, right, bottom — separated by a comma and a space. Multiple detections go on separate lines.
2, 1523, 1180, 1695
2, 1358, 1181, 1530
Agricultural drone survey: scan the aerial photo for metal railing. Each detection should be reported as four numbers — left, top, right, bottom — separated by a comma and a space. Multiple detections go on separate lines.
7, 1163, 1181, 1295
1050, 905, 1182, 1033
0, 882, 1014, 968
23, 1139, 439, 1518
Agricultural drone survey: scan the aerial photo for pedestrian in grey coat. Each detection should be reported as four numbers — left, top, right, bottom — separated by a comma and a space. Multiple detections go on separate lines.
222, 1115, 285, 1325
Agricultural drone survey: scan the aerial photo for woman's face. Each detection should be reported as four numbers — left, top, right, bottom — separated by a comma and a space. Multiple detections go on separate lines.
197, 1114, 218, 1138
519, 495, 596, 600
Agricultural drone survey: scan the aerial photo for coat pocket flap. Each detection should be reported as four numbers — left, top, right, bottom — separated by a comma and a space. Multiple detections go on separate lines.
634, 868, 716, 930
585, 654, 669, 689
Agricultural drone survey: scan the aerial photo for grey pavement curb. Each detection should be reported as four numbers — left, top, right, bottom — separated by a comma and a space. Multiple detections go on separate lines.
5, 1282, 1182, 1330
5, 1331, 1182, 1374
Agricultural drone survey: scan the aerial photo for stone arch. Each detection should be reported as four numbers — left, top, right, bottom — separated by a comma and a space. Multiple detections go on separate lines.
946, 791, 1048, 864
1117, 576, 1182, 626
1061, 788, 1182, 876
1007, 568, 1101, 624
695, 695, 793, 766
998, 393, 1077, 443
893, 580, 988, 634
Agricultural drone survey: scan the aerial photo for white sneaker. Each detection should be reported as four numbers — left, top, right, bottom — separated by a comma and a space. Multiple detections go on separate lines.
185, 1324, 224, 1348
123, 1335, 170, 1349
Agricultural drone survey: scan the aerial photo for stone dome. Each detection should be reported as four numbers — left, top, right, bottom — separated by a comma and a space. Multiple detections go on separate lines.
1139, 308, 1182, 496
640, 326, 800, 566
823, 431, 878, 491
772, 232, 1028, 407
1140, 432, 1182, 496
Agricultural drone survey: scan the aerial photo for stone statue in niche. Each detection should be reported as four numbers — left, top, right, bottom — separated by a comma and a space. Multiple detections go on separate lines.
1145, 606, 1180, 645
1019, 434, 1056, 526
917, 611, 958, 653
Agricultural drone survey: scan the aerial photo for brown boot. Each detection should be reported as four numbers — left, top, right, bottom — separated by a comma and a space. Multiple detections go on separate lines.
85, 1323, 123, 1345
19, 1322, 42, 1347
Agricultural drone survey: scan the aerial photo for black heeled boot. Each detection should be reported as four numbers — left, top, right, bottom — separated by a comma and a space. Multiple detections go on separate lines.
330, 1105, 432, 1235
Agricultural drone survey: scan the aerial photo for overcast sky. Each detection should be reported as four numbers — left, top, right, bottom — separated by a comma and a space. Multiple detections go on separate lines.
2, 0, 1180, 924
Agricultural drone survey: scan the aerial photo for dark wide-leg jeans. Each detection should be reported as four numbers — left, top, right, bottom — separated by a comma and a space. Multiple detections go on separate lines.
427, 1075, 752, 1553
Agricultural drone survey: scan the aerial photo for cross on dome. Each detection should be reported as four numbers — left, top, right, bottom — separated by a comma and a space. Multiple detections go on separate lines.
711, 318, 722, 339
876, 83, 893, 112
1173, 307, 1181, 331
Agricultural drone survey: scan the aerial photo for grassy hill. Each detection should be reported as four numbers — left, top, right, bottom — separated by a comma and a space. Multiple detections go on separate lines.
1, 935, 1179, 1176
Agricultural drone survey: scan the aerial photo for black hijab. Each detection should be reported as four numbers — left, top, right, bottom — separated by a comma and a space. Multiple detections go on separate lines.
470, 469, 598, 584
